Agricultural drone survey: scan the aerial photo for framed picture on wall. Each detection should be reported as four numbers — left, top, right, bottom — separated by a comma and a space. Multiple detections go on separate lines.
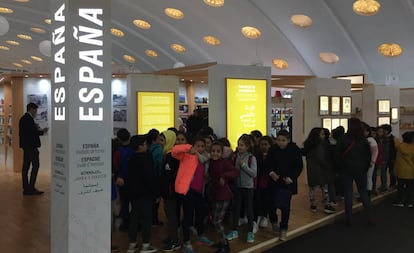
319, 96, 329, 115
340, 118, 348, 131
331, 96, 341, 115
377, 99, 390, 115
391, 107, 399, 124
322, 118, 332, 131
378, 116, 390, 126
342, 96, 352, 115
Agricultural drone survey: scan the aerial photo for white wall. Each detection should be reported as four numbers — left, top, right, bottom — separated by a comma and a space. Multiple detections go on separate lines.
208, 64, 272, 139
126, 74, 180, 134
23, 78, 52, 172
292, 89, 304, 145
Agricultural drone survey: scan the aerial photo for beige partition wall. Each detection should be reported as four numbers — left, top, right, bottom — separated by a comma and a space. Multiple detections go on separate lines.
11, 77, 24, 172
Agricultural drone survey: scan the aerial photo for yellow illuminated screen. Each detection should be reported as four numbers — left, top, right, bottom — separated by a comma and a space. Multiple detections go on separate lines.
137, 92, 175, 134
226, 78, 267, 148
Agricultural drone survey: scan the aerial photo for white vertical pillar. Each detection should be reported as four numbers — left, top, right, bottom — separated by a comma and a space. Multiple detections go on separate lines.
50, 1, 112, 252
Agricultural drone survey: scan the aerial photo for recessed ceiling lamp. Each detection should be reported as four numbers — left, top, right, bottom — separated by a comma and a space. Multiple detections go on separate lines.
272, 59, 289, 70
17, 34, 32, 40
203, 35, 221, 46
378, 43, 403, 57
12, 62, 23, 68
0, 7, 13, 14
133, 19, 151, 30
13, 0, 30, 2
353, 0, 381, 16
319, 52, 339, 64
44, 19, 51, 25
31, 27, 47, 34
291, 14, 313, 28
164, 8, 184, 19
203, 0, 224, 7
5, 40, 19, 45
111, 28, 124, 37
0, 45, 10, 50
145, 49, 158, 58
171, 43, 186, 53
241, 26, 261, 39
21, 59, 31, 64
31, 55, 43, 61
123, 54, 136, 63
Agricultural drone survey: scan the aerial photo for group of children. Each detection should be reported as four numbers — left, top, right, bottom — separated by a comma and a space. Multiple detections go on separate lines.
111, 127, 303, 253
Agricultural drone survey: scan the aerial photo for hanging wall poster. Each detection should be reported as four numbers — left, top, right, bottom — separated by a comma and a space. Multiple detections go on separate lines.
378, 116, 390, 126
342, 96, 352, 115
27, 94, 48, 127
226, 78, 267, 149
391, 107, 399, 124
377, 99, 390, 115
322, 118, 332, 131
331, 96, 341, 116
137, 92, 175, 134
319, 96, 329, 115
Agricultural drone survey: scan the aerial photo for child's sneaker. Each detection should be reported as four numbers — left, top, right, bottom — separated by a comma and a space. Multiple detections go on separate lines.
214, 243, 230, 253
127, 242, 139, 253
225, 230, 238, 241
238, 216, 248, 226
189, 226, 198, 236
392, 202, 404, 207
324, 205, 336, 214
140, 244, 158, 253
279, 230, 288, 241
183, 243, 195, 253
162, 240, 180, 252
259, 217, 268, 228
252, 221, 258, 234
197, 235, 213, 246
246, 232, 254, 243
310, 205, 317, 212
407, 203, 413, 208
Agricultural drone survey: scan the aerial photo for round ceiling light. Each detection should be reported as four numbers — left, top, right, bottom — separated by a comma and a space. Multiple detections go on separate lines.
164, 8, 184, 19
378, 43, 403, 57
14, 0, 30, 2
241, 26, 261, 39
133, 19, 151, 30
21, 59, 32, 64
291, 14, 313, 28
123, 54, 136, 63
31, 27, 47, 34
145, 49, 158, 58
353, 0, 381, 16
0, 7, 13, 14
111, 28, 124, 37
17, 34, 32, 40
31, 55, 43, 62
0, 15, 10, 35
203, 0, 224, 7
171, 43, 186, 53
6, 40, 19, 45
319, 52, 339, 64
272, 59, 289, 70
0, 45, 10, 50
44, 19, 51, 25
203, 35, 221, 46
13, 62, 23, 68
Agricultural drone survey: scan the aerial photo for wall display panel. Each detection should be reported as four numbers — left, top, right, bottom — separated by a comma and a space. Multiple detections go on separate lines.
342, 96, 352, 115
137, 92, 175, 134
322, 118, 332, 131
377, 99, 390, 115
378, 116, 390, 126
391, 107, 399, 124
319, 96, 329, 115
340, 118, 348, 132
331, 118, 340, 130
226, 78, 267, 148
27, 94, 48, 127
331, 96, 341, 116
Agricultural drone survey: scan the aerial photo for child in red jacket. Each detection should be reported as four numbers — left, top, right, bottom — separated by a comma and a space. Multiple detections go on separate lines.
209, 142, 240, 253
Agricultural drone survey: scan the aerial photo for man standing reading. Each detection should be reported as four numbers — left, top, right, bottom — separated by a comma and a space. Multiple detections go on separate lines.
19, 102, 49, 195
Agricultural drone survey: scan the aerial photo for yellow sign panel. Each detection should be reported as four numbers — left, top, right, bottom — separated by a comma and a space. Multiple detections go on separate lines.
226, 78, 267, 149
137, 92, 175, 134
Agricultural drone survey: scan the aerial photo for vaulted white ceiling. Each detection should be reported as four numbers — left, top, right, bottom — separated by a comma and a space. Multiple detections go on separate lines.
0, 0, 413, 87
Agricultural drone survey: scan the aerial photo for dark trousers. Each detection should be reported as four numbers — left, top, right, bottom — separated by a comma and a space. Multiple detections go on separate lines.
396, 178, 414, 205
273, 187, 292, 230
231, 187, 254, 232
254, 187, 272, 220
181, 189, 206, 242
387, 161, 397, 187
119, 186, 130, 228
343, 174, 371, 222
22, 147, 40, 191
163, 196, 179, 242
129, 196, 153, 243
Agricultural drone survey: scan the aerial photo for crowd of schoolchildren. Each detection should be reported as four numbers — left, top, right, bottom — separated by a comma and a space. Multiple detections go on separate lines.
110, 117, 414, 253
